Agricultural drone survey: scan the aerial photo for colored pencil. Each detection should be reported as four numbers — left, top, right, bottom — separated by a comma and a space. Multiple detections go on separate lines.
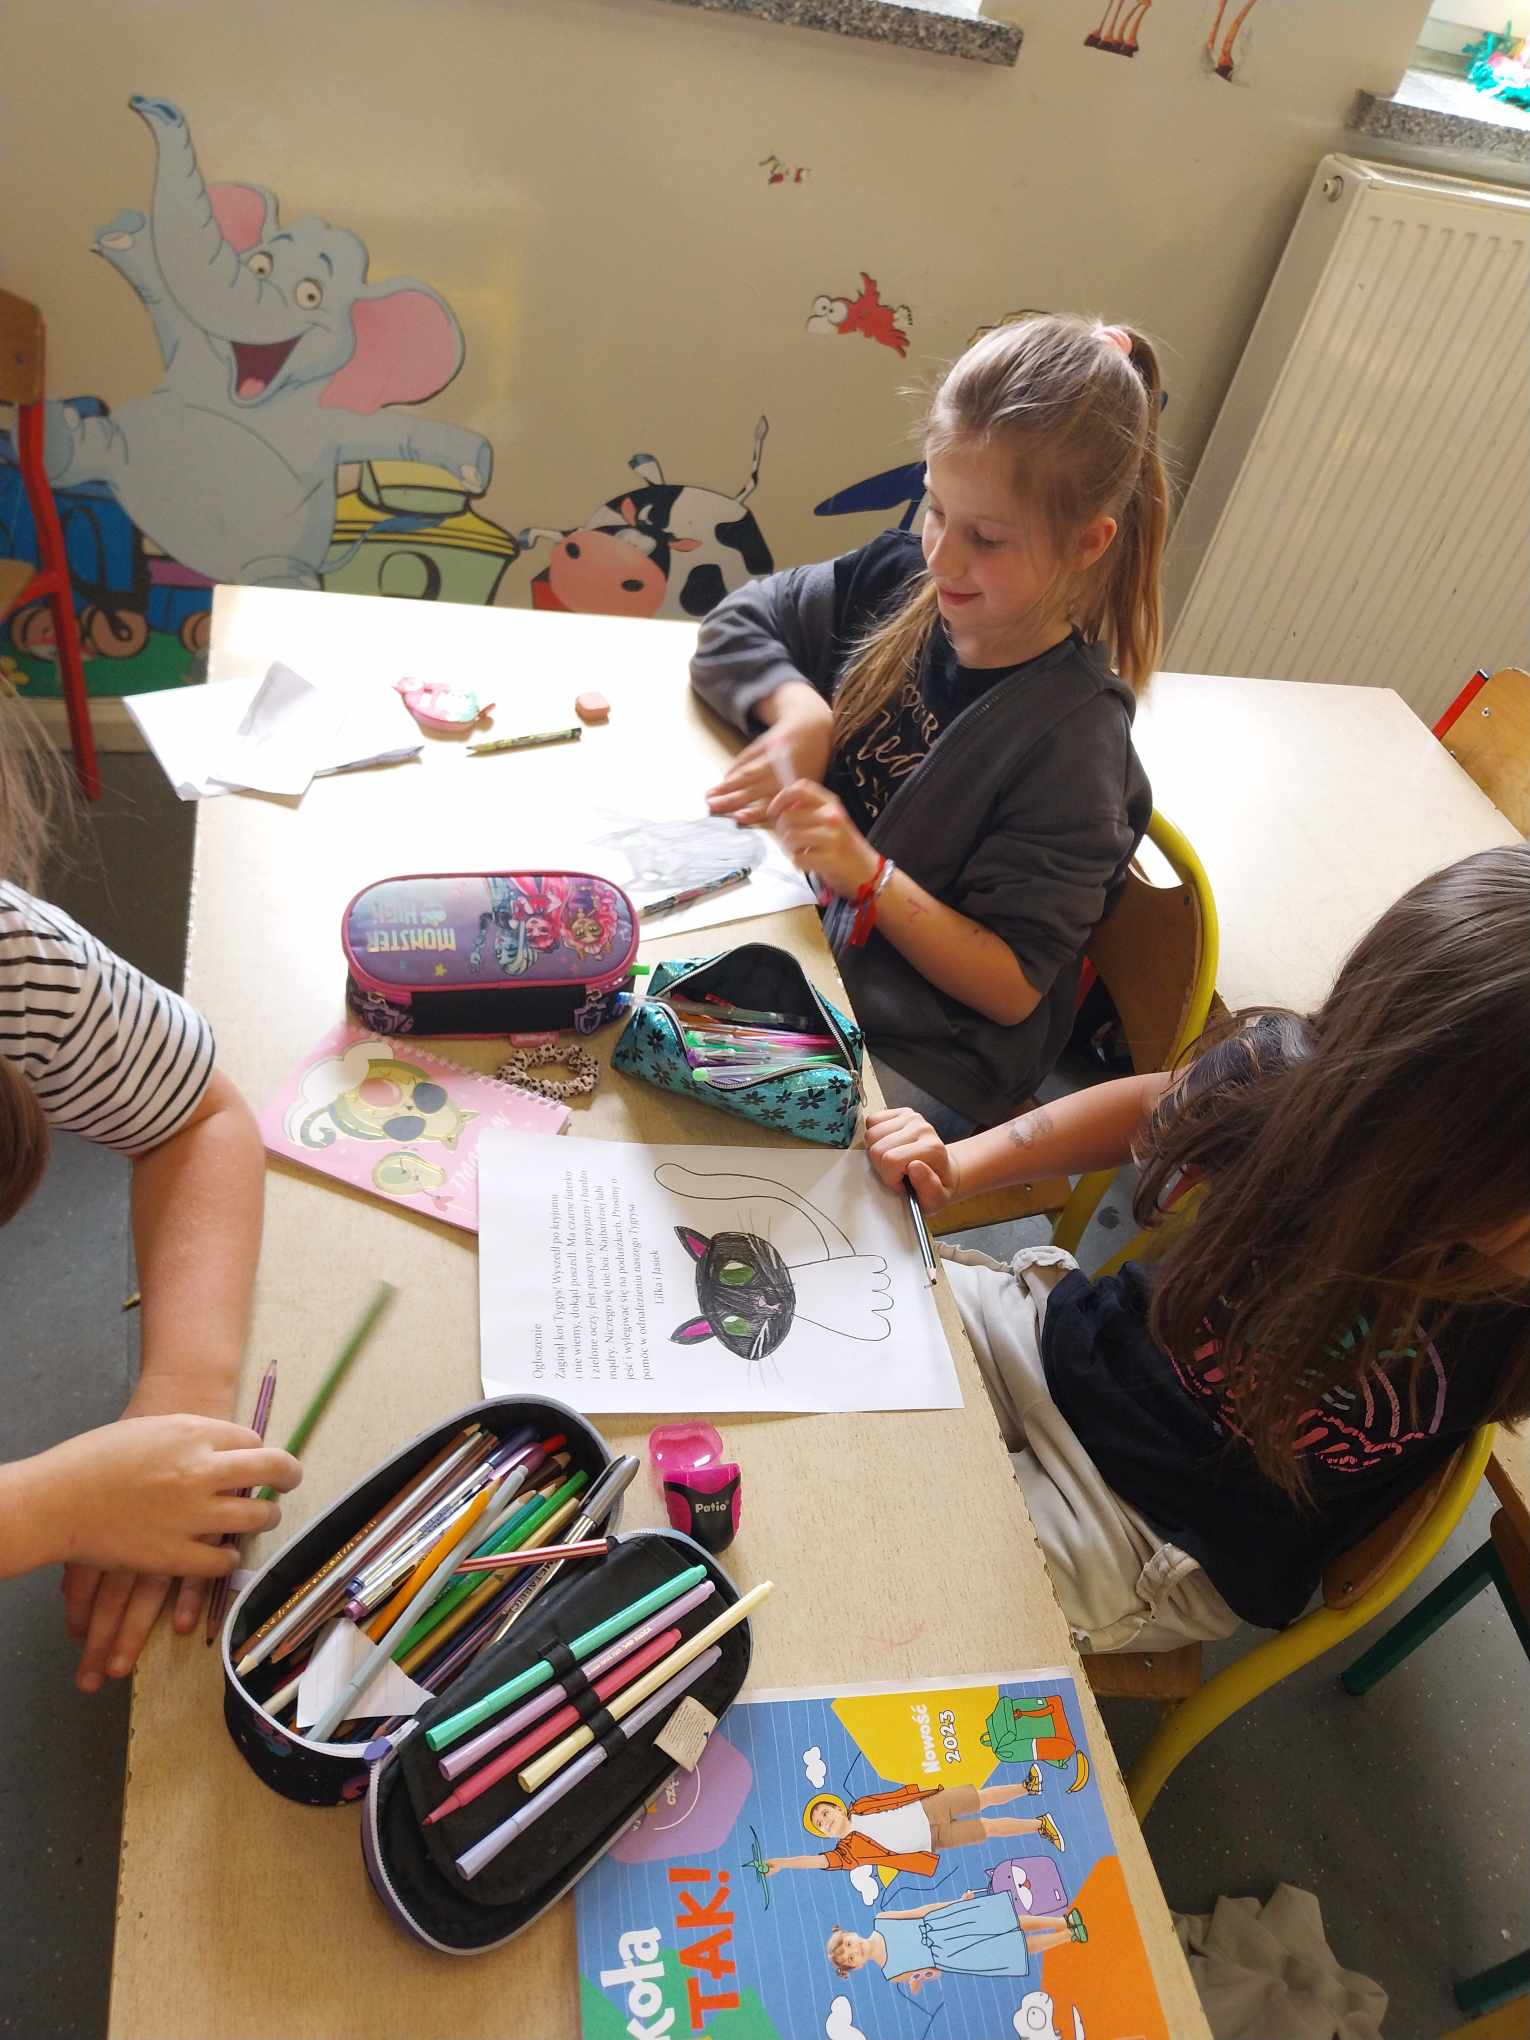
455, 1649, 722, 1880
396, 1489, 587, 1675
517, 1583, 771, 1792
426, 1564, 710, 1753
484, 1454, 638, 1646
438, 1578, 719, 1781
234, 1429, 484, 1674
452, 1537, 608, 1573
305, 1467, 530, 1744
252, 1281, 395, 1502
365, 1482, 497, 1642
205, 1357, 279, 1644
393, 1474, 586, 1662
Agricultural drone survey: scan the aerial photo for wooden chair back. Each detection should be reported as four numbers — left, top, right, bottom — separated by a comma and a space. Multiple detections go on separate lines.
0, 289, 45, 407
1087, 825, 1216, 1075
1439, 667, 1530, 836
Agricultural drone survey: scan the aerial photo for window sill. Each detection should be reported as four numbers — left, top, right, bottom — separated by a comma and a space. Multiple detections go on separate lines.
648, 0, 1021, 67
1352, 71, 1530, 168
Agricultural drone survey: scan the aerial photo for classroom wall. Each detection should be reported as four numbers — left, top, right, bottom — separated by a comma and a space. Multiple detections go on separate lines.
4, 0, 1437, 698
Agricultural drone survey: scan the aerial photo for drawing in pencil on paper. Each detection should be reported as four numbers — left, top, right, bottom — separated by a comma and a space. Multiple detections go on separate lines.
660, 1165, 892, 1391
477, 1134, 958, 1414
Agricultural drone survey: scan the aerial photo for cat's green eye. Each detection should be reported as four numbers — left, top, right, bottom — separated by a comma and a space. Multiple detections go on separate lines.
720, 1260, 755, 1287
721, 1312, 751, 1339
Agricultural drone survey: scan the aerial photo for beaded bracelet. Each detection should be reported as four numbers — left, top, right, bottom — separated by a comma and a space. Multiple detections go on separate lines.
496, 1040, 601, 1101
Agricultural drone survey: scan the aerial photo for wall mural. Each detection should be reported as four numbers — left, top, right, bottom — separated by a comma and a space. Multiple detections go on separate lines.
806, 275, 913, 358
514, 418, 774, 622
1, 93, 505, 695
1083, 0, 1261, 76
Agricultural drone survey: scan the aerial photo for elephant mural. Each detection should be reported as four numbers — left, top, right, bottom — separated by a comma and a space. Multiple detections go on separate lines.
43, 96, 493, 592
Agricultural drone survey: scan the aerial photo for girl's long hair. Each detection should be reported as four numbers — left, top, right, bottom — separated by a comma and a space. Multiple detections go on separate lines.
831, 312, 1169, 754
1135, 845, 1530, 1500
0, 675, 73, 893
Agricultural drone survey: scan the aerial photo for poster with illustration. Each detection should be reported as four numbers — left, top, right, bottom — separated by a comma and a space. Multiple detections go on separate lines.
478, 1133, 959, 1412
259, 1025, 568, 1231
576, 1669, 1167, 2039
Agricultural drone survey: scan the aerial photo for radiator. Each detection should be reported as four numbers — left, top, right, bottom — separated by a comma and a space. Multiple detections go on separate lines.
1164, 153, 1530, 726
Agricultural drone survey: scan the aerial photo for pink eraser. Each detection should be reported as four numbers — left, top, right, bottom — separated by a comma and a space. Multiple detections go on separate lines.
575, 692, 610, 725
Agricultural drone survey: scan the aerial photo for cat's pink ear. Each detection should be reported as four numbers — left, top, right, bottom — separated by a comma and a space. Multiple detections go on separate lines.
670, 1317, 715, 1346
674, 1227, 709, 1263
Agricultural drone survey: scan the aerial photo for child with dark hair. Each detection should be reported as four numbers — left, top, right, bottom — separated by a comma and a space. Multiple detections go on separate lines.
869, 847, 1530, 1650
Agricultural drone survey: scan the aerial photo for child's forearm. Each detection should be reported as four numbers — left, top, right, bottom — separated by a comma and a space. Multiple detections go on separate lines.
129, 1071, 264, 1417
873, 870, 1039, 1026
947, 1074, 1172, 1198
0, 1455, 66, 1578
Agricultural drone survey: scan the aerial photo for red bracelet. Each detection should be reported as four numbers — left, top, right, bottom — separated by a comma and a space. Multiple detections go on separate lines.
849, 856, 896, 947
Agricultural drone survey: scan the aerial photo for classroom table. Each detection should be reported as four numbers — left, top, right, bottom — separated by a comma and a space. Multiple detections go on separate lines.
109, 589, 1208, 2040
1132, 669, 1521, 1015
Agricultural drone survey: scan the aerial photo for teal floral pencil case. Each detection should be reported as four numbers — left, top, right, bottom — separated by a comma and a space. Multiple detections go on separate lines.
612, 943, 864, 1148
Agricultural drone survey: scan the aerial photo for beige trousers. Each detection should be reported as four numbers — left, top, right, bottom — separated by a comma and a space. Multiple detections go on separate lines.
944, 1243, 1240, 1655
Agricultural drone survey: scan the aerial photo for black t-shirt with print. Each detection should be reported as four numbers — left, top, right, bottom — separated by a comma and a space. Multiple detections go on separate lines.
823, 538, 1085, 835
1040, 1262, 1521, 1628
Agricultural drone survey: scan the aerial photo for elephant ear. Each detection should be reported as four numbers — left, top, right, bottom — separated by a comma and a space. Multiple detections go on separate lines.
320, 280, 464, 415
208, 183, 278, 254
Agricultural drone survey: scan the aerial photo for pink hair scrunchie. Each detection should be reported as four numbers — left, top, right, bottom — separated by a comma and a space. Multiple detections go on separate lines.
1098, 324, 1133, 356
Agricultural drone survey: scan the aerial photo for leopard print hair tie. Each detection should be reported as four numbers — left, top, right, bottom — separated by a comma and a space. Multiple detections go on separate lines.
497, 1040, 600, 1101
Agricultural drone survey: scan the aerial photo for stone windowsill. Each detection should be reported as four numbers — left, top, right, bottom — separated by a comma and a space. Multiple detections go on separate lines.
1351, 69, 1530, 168
650, 0, 1021, 67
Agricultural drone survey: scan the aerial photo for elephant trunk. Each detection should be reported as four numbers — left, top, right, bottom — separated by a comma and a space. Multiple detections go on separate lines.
135, 97, 262, 335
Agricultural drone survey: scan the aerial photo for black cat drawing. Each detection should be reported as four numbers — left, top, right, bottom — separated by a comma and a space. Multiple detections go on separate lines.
657, 1164, 893, 1371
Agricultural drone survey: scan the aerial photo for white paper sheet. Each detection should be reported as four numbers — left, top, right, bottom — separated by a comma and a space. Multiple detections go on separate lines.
123, 664, 423, 801
208, 661, 343, 797
487, 806, 815, 938
478, 1131, 961, 1414
294, 1617, 434, 1731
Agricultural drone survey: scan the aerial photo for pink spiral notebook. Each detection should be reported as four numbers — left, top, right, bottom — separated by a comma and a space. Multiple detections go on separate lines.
259, 1023, 569, 1232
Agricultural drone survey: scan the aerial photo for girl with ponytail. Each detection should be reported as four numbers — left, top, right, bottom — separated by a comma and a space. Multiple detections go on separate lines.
693, 313, 1167, 1135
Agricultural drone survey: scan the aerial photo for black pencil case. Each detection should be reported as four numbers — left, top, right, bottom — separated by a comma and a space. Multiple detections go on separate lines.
362, 1527, 749, 1953
222, 1394, 616, 1807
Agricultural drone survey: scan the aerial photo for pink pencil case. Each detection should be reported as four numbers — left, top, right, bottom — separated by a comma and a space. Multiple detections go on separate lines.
343, 872, 638, 1038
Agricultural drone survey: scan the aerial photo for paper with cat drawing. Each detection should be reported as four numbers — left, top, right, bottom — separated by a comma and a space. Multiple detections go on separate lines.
477, 1132, 961, 1412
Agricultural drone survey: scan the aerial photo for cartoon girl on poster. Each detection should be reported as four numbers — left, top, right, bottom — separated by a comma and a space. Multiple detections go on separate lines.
827, 1890, 1087, 1992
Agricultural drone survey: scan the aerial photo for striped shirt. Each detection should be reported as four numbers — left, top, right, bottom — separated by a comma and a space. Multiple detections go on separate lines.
0, 883, 215, 1156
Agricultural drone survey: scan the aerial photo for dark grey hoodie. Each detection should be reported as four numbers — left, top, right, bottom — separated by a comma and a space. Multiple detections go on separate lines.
691, 534, 1151, 1125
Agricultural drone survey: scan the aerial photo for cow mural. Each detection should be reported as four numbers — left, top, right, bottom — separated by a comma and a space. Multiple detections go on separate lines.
515, 418, 774, 621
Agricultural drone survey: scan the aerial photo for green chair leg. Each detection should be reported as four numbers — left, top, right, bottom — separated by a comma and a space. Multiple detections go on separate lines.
1455, 1945, 1530, 2017
1340, 1540, 1496, 1697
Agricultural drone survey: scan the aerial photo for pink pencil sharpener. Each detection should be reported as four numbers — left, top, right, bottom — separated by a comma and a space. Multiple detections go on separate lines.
648, 1422, 742, 1556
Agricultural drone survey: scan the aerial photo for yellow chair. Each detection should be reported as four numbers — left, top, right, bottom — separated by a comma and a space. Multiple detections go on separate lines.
927, 807, 1220, 1241
1435, 666, 1530, 836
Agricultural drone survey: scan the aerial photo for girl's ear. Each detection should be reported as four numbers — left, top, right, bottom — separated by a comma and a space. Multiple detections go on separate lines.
1072, 513, 1118, 573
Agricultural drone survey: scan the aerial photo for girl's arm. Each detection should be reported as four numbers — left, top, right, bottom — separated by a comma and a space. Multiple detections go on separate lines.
764, 1853, 830, 1872
767, 781, 1036, 1023
867, 1074, 1172, 1213
65, 1068, 265, 1688
694, 567, 841, 825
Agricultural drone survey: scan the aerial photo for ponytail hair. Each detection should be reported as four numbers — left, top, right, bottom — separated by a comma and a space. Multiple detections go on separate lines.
832, 312, 1170, 752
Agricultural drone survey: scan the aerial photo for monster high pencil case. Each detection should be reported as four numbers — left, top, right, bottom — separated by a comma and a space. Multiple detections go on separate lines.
612, 943, 864, 1147
342, 872, 637, 1037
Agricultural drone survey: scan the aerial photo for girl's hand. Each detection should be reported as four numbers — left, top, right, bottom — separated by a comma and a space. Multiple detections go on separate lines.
767, 780, 879, 899
705, 686, 833, 828
38, 1415, 300, 1584
866, 1108, 961, 1214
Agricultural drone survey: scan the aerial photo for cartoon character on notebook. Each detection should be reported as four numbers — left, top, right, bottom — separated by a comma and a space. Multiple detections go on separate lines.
762, 1778, 1058, 1883
286, 1039, 475, 1151
657, 1165, 892, 1383
827, 1890, 1087, 1993
373, 1151, 449, 1200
